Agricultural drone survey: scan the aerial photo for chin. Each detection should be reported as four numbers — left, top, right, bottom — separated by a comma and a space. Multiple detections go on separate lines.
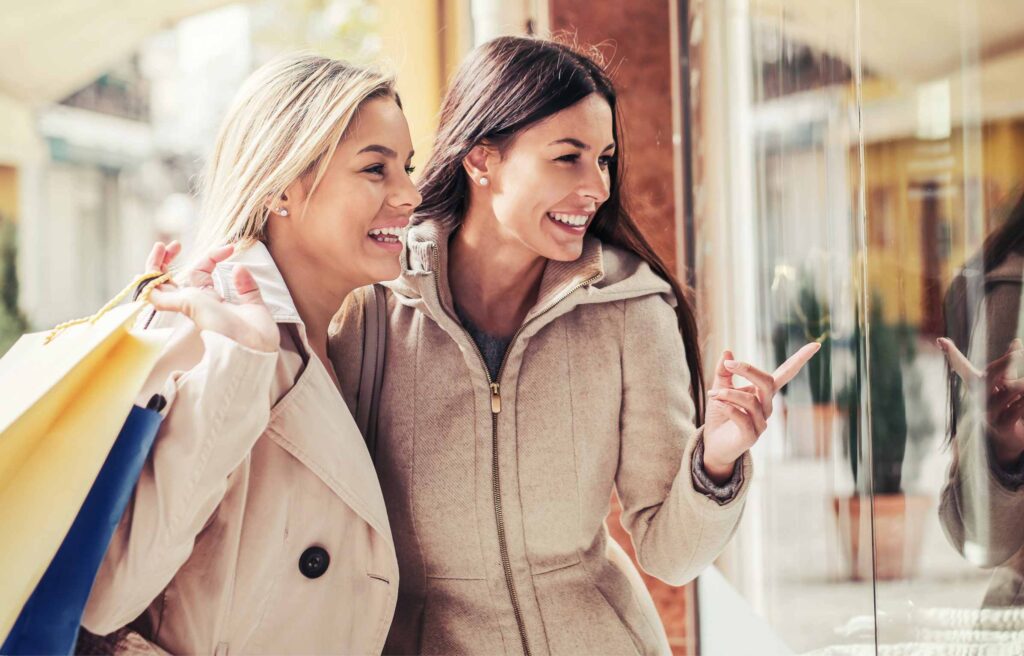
542, 243, 585, 262
367, 260, 402, 284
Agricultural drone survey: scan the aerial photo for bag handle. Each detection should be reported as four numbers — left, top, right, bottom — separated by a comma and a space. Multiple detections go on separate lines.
44, 271, 171, 344
355, 284, 387, 460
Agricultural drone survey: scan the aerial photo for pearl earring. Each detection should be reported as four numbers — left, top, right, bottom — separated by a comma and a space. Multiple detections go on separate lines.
480, 177, 489, 187
277, 208, 289, 217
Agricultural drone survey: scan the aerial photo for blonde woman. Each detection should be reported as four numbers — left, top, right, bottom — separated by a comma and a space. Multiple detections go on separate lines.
79, 54, 420, 653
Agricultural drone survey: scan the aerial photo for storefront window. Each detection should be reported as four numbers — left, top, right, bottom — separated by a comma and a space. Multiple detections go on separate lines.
689, 1, 1024, 652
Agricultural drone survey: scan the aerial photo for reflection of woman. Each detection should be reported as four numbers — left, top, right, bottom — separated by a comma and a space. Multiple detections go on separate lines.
939, 189, 1024, 608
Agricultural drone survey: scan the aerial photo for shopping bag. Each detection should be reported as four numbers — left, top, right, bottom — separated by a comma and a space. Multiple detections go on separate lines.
1, 401, 164, 655
0, 273, 171, 644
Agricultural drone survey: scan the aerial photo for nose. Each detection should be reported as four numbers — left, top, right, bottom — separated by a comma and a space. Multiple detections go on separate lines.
579, 162, 611, 205
389, 174, 422, 212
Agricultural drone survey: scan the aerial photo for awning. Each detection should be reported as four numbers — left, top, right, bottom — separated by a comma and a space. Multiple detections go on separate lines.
752, 0, 1024, 82
0, 0, 238, 105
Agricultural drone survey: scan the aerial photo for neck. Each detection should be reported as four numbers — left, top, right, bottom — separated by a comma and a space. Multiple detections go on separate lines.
265, 239, 356, 352
447, 207, 546, 337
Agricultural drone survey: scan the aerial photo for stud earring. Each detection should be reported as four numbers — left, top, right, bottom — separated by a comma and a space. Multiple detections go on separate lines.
276, 208, 289, 217
480, 177, 489, 187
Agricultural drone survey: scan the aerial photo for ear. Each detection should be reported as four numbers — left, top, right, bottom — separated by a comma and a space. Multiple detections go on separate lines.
264, 178, 309, 217
462, 143, 498, 188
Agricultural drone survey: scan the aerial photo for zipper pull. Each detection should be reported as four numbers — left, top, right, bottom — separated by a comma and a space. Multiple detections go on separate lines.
490, 383, 502, 414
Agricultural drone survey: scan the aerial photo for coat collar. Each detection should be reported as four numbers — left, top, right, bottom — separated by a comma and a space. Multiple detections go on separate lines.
394, 217, 674, 316
217, 241, 394, 541
985, 250, 1024, 285
212, 241, 303, 326
394, 218, 608, 321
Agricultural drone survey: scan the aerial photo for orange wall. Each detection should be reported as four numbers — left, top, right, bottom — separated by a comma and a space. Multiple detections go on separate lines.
0, 166, 18, 223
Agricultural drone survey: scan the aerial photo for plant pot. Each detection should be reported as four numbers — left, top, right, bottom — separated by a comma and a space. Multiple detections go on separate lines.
831, 493, 931, 581
784, 402, 837, 459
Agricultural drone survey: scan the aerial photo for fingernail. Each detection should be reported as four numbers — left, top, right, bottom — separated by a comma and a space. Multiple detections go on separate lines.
724, 360, 739, 370
708, 390, 721, 397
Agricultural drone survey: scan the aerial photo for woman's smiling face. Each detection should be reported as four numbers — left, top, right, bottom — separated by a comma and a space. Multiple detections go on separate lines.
273, 96, 422, 286
471, 93, 615, 262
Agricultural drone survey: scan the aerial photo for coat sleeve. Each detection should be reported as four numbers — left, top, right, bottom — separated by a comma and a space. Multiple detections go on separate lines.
615, 294, 753, 586
939, 280, 1024, 568
81, 313, 280, 635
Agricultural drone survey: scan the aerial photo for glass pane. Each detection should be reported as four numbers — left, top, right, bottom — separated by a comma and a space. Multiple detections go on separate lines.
863, 0, 1024, 652
690, 0, 877, 652
692, 0, 1024, 653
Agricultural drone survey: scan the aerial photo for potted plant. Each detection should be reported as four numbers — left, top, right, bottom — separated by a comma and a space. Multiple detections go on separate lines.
773, 272, 835, 458
832, 294, 931, 580
0, 218, 27, 357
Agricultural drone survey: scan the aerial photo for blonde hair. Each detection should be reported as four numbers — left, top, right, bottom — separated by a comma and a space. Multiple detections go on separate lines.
187, 52, 397, 268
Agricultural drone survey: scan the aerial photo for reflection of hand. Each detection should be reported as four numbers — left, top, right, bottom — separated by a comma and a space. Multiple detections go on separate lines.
702, 342, 822, 482
938, 336, 1024, 468
144, 241, 280, 354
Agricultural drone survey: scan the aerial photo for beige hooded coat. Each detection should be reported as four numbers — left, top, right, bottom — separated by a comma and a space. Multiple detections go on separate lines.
329, 220, 753, 655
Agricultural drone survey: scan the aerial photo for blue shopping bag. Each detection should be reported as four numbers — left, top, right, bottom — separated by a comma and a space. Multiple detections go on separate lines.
1, 398, 165, 656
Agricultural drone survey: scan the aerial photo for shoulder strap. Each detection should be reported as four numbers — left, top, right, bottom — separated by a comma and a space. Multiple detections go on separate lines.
355, 284, 387, 460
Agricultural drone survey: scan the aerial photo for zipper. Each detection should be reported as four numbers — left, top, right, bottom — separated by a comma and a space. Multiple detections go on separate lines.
429, 244, 600, 656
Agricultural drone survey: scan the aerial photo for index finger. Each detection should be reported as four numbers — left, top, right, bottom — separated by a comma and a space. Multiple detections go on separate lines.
937, 337, 983, 381
772, 342, 822, 390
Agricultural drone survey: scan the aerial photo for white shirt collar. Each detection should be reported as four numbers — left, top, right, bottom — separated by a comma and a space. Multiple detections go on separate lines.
212, 241, 302, 325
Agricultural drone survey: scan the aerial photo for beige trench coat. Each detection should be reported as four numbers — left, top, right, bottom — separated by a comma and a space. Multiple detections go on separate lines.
81, 242, 398, 654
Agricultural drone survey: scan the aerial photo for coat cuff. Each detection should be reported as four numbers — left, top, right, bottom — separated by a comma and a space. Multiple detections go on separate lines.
691, 436, 746, 506
987, 437, 1024, 491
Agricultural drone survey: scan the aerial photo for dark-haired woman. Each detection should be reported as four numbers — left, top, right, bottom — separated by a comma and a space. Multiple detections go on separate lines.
939, 189, 1024, 609
331, 36, 818, 655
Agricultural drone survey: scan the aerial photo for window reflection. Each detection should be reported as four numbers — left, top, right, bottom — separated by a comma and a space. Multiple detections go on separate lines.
939, 191, 1024, 610
691, 0, 1024, 652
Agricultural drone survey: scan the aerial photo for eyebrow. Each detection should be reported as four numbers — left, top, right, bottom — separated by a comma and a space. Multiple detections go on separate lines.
549, 138, 616, 152
357, 144, 416, 162
356, 144, 395, 156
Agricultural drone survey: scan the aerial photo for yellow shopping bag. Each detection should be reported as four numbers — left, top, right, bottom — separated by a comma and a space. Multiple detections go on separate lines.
0, 273, 172, 642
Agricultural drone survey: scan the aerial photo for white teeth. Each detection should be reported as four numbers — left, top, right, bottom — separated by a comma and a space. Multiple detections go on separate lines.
548, 213, 589, 227
368, 226, 404, 241
366, 226, 401, 236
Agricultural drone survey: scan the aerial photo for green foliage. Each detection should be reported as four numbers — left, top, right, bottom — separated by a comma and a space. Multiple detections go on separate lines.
773, 272, 833, 404
842, 294, 916, 494
0, 219, 28, 357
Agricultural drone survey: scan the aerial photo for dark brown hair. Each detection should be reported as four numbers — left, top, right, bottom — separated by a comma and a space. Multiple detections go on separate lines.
944, 187, 1024, 443
416, 36, 706, 423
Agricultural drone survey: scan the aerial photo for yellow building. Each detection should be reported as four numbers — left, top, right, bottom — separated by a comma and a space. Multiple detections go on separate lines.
863, 119, 1024, 330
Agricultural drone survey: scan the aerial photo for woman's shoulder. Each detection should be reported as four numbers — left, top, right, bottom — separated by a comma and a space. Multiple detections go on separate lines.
986, 250, 1024, 285
594, 240, 671, 294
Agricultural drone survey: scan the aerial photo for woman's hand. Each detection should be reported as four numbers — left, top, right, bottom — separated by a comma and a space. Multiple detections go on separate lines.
938, 336, 1024, 468
702, 342, 822, 482
143, 241, 280, 354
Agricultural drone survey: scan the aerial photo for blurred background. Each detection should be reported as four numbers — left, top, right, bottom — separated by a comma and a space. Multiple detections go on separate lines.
2, 0, 1023, 654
